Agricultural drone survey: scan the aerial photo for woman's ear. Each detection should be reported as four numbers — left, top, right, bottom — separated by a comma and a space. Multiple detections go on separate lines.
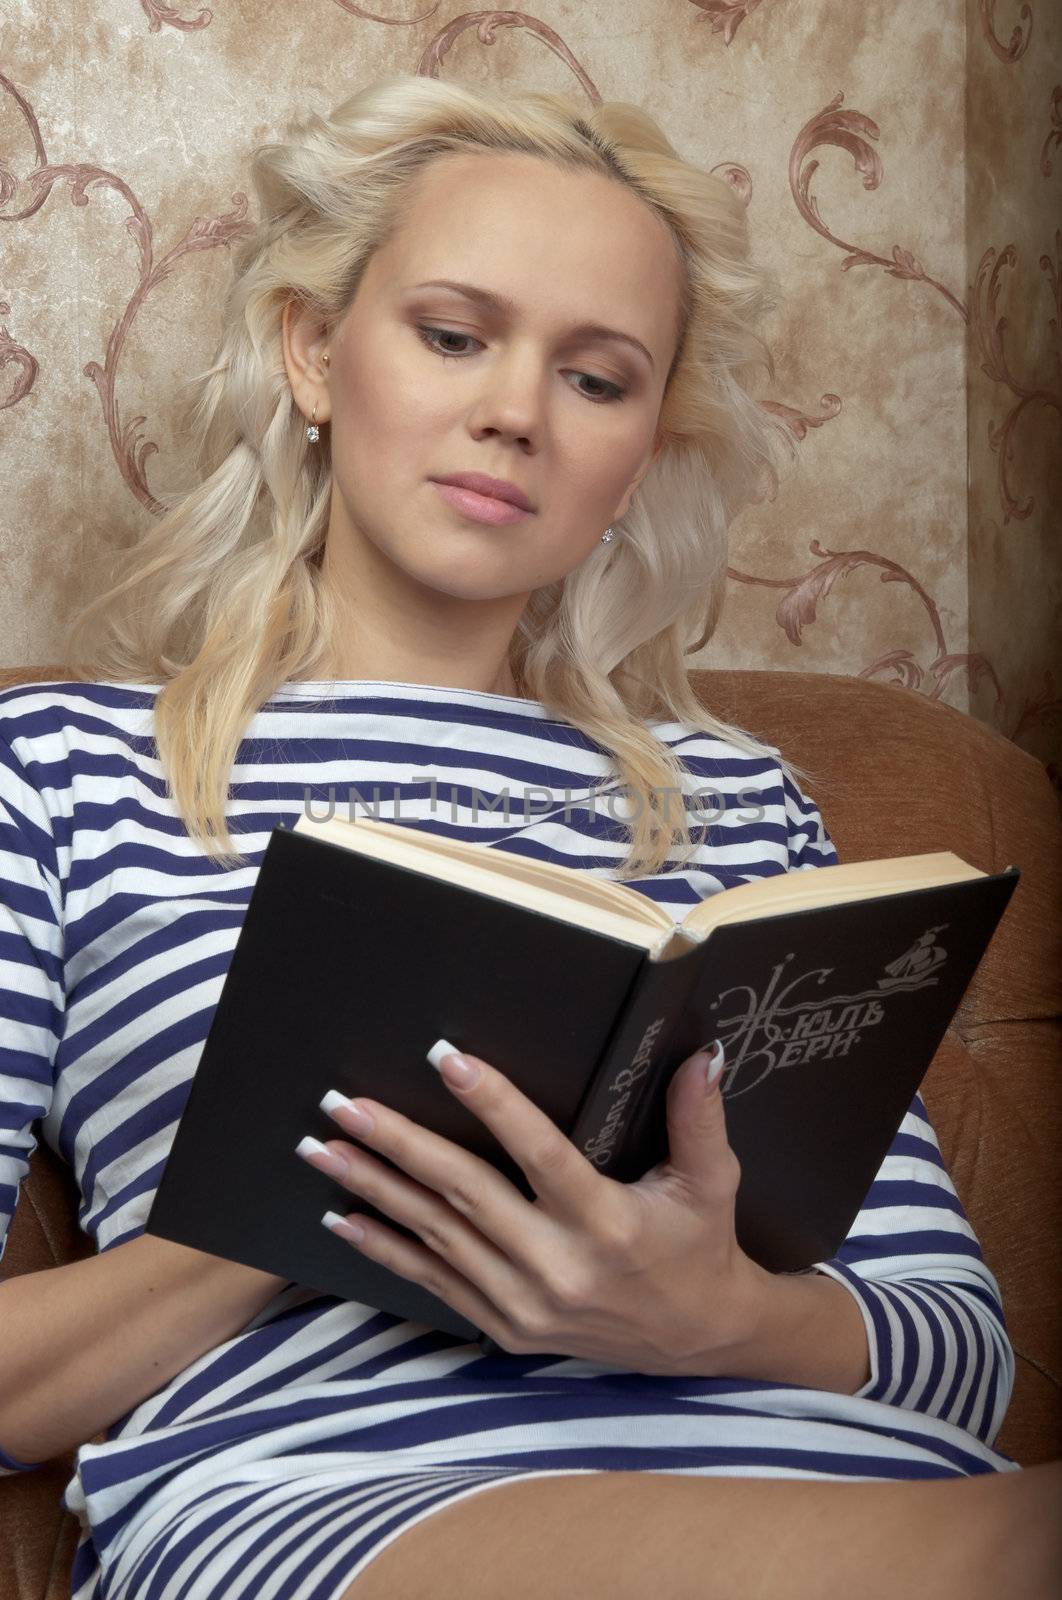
281, 299, 331, 422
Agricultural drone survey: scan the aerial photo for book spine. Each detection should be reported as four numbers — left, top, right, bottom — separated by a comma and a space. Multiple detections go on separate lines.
568, 941, 705, 1179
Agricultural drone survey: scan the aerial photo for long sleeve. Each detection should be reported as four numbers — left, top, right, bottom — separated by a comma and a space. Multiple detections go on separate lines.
813, 1093, 1014, 1447
0, 725, 65, 1475
781, 766, 840, 871
781, 766, 1014, 1448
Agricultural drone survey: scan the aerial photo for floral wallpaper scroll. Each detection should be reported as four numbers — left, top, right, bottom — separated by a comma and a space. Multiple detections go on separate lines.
1, 1, 1059, 787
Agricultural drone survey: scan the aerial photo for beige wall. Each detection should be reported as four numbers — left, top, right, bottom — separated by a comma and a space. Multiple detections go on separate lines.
966, 0, 1061, 789
1, 1, 1059, 787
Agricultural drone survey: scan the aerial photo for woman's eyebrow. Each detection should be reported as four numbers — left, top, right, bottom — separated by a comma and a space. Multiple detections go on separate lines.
406, 278, 655, 370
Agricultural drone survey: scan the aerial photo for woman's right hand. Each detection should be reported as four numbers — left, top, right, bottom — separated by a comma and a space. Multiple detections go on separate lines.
300, 1036, 769, 1376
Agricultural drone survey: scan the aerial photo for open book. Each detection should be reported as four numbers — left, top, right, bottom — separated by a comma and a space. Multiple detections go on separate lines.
294, 812, 997, 958
146, 813, 1019, 1345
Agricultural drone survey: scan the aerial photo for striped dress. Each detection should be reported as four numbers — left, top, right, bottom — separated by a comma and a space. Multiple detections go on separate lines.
0, 677, 1018, 1600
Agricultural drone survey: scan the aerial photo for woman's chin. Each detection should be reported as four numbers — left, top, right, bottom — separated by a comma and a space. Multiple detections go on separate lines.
400, 551, 537, 602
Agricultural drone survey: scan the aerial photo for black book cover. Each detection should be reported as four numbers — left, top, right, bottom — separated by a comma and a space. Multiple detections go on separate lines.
595, 867, 1019, 1272
146, 823, 650, 1341
145, 822, 1018, 1342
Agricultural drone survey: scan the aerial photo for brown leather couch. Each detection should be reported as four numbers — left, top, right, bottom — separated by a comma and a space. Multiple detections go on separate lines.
1, 663, 1060, 1598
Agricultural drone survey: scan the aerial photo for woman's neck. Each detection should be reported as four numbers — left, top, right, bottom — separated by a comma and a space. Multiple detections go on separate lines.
292, 658, 527, 699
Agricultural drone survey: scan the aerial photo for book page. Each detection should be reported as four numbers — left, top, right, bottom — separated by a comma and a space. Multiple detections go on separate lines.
291, 820, 986, 953
680, 852, 985, 938
292, 814, 671, 944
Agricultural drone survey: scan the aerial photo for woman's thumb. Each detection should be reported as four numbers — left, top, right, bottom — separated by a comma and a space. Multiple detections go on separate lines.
665, 1039, 728, 1177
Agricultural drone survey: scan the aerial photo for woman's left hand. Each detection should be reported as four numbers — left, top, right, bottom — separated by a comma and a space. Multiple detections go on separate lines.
297, 1040, 770, 1375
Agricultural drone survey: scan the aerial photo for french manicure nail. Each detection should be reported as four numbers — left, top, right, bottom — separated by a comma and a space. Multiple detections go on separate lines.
427, 1037, 480, 1088
426, 1038, 460, 1070
296, 1135, 347, 1179
319, 1089, 374, 1135
322, 1210, 364, 1243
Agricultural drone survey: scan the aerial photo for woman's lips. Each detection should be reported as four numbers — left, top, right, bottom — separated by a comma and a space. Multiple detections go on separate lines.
431, 481, 533, 526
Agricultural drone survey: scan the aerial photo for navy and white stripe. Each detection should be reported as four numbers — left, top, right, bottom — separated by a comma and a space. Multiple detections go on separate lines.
0, 678, 1017, 1600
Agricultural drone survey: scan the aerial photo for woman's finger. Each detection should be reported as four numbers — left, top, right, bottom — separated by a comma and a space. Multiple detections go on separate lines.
321, 1196, 525, 1352
423, 1040, 611, 1222
301, 1136, 535, 1321
321, 1042, 616, 1241
316, 1090, 554, 1271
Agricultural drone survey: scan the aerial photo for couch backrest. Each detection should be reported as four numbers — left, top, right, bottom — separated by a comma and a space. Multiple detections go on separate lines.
687, 666, 1062, 1467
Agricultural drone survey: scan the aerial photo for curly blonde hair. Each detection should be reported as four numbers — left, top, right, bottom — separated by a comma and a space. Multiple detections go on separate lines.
63, 71, 805, 879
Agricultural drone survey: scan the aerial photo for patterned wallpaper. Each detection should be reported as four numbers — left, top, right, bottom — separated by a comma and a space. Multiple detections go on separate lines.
966, 1, 1061, 789
1, 1, 1059, 786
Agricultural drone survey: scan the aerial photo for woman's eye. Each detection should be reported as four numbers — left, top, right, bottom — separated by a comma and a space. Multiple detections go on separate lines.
414, 324, 627, 404
417, 325, 475, 360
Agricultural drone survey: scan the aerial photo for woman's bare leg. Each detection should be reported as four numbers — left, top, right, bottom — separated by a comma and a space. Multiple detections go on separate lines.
341, 1458, 1062, 1600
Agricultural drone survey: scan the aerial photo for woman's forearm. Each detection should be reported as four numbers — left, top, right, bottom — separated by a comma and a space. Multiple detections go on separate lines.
742, 1268, 872, 1392
0, 1232, 289, 1467
679, 1264, 872, 1392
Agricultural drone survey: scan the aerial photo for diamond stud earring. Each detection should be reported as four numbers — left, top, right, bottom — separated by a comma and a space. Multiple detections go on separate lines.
601, 527, 615, 543
306, 352, 330, 443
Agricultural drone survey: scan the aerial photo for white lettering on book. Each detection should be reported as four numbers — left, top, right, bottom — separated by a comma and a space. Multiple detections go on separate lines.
581, 1015, 667, 1168
579, 926, 951, 1164
711, 925, 950, 1099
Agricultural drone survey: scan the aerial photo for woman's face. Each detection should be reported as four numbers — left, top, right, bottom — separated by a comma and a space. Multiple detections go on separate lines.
288, 149, 683, 613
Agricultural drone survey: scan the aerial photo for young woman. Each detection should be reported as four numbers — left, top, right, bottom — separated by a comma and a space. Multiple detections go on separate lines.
0, 73, 1058, 1600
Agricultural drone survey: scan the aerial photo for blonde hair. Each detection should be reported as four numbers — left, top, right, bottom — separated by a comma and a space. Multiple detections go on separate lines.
63, 71, 808, 879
